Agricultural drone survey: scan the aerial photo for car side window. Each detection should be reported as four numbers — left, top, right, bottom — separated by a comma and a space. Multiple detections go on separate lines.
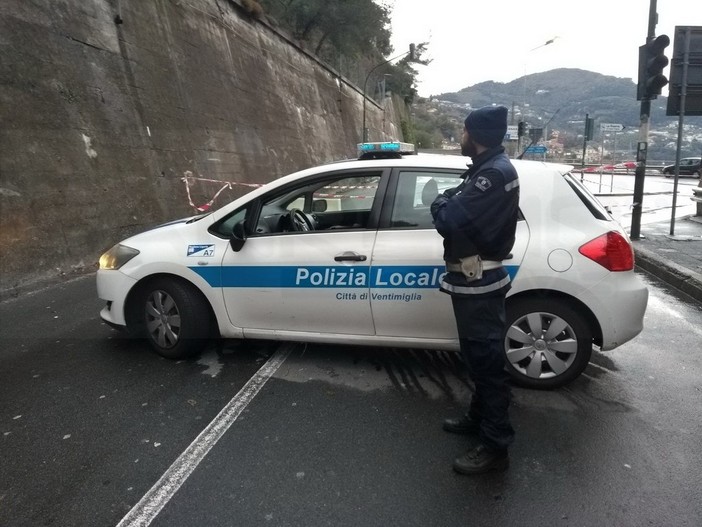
253, 173, 382, 235
309, 176, 380, 214
209, 207, 247, 238
390, 171, 463, 229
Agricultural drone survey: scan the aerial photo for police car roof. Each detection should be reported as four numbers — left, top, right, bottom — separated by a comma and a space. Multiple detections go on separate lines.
207, 152, 574, 225
276, 153, 573, 190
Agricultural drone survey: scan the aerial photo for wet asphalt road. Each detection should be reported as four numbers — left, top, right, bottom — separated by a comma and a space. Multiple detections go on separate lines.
1, 272, 701, 527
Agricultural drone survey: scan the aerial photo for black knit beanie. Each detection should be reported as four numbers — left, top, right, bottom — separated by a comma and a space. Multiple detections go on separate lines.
464, 106, 508, 148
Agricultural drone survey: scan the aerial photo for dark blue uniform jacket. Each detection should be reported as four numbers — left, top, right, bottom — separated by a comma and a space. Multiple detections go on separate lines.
430, 146, 520, 297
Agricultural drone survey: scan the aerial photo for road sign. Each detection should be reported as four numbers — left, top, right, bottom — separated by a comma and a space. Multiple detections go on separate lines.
505, 125, 518, 141
667, 26, 702, 116
600, 123, 624, 132
525, 145, 547, 154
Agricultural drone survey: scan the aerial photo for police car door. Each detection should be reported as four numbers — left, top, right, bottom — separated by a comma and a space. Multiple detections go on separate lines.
371, 169, 528, 341
220, 171, 384, 337
370, 170, 460, 340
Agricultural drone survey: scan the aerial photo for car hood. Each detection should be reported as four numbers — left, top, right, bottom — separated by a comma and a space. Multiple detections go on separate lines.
117, 213, 213, 248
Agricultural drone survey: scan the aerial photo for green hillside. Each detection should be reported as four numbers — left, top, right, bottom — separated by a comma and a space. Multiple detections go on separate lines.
416, 68, 701, 162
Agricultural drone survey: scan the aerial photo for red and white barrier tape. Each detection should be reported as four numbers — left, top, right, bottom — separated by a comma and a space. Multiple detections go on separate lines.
181, 172, 378, 212
182, 171, 263, 212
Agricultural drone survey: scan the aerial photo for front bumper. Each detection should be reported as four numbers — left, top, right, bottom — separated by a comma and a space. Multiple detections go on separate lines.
96, 269, 138, 327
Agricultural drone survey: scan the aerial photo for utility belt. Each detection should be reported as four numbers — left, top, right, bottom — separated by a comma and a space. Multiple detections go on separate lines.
446, 255, 503, 281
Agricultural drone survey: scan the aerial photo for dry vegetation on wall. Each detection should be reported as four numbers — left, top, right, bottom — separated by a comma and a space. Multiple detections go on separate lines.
240, 0, 264, 18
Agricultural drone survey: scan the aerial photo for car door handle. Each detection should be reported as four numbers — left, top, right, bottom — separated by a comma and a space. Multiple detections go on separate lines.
334, 252, 367, 262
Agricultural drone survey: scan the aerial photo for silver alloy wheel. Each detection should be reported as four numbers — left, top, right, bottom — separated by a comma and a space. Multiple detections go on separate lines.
145, 289, 181, 349
505, 311, 579, 380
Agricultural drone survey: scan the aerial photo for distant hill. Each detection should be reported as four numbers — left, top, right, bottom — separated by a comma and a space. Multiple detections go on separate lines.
430, 68, 701, 160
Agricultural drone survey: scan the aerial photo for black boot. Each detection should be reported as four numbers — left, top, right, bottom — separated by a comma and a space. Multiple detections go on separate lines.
442, 414, 480, 435
453, 444, 509, 475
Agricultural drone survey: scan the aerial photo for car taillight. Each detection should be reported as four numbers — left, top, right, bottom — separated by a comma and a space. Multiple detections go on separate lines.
578, 231, 634, 271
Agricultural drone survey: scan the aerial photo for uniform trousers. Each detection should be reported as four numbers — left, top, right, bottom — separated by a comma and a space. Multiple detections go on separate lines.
450, 293, 515, 451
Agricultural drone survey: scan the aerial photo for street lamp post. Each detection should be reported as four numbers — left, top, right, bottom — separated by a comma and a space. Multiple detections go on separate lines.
381, 73, 391, 135
519, 37, 558, 155
362, 44, 416, 142
522, 37, 558, 105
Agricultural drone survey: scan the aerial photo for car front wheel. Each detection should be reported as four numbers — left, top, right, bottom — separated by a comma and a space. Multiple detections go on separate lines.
134, 277, 213, 359
504, 298, 592, 389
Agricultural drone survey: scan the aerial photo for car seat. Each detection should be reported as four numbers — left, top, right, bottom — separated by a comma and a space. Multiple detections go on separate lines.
421, 178, 439, 206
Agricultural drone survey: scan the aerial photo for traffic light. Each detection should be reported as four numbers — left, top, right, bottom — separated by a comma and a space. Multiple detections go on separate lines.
637, 34, 670, 100
584, 117, 594, 141
517, 121, 525, 137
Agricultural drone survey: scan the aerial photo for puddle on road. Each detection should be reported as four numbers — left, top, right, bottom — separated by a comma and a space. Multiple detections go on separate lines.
196, 350, 224, 378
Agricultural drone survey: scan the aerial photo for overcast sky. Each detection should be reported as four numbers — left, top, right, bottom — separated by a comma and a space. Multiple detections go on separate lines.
388, 0, 700, 96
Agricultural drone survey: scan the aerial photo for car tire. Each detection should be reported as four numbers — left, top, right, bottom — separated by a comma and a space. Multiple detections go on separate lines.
664, 170, 672, 178
504, 298, 592, 390
134, 277, 213, 359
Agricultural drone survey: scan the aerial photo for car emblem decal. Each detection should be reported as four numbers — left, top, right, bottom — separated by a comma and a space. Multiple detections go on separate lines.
187, 244, 215, 257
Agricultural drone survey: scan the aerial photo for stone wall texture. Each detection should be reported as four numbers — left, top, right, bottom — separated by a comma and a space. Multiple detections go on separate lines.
0, 0, 406, 295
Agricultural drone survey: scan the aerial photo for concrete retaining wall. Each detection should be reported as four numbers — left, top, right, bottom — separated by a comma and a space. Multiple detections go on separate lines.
0, 0, 406, 296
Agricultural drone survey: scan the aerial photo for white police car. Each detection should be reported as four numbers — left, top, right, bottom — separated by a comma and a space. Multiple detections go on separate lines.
97, 142, 648, 389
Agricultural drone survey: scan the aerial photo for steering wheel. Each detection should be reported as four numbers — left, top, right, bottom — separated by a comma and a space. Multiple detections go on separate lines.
287, 208, 315, 232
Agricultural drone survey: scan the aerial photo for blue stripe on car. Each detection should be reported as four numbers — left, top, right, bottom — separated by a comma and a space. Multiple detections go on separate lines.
189, 265, 519, 288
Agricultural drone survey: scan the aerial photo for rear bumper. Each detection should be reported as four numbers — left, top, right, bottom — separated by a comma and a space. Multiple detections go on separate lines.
581, 271, 649, 350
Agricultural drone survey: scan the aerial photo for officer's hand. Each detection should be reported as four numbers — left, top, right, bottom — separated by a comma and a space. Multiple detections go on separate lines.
430, 193, 448, 218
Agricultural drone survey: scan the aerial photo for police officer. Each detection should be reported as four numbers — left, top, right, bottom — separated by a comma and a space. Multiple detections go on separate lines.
430, 105, 519, 474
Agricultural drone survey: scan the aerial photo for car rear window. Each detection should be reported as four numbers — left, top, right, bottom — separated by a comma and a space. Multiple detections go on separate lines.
563, 173, 611, 221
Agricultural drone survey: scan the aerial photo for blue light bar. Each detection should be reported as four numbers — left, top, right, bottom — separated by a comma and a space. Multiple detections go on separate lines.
357, 142, 416, 156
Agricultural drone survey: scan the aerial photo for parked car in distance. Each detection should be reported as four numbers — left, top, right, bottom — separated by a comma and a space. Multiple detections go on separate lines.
662, 157, 701, 178
96, 142, 649, 390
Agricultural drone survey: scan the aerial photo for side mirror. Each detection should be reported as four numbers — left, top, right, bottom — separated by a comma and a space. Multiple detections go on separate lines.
230, 220, 247, 252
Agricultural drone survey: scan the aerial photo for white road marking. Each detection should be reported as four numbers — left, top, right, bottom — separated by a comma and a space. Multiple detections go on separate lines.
116, 344, 293, 527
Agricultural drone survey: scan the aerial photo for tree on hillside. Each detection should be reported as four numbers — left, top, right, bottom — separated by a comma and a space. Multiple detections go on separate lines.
259, 0, 427, 107
260, 0, 391, 58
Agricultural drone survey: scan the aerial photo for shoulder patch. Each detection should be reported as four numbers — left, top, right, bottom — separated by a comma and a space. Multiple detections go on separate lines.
475, 176, 492, 192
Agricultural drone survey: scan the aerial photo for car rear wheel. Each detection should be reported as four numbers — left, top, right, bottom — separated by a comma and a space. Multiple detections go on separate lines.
136, 278, 212, 359
504, 298, 592, 389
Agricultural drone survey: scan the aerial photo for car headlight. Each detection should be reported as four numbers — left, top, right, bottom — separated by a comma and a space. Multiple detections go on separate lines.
99, 244, 140, 270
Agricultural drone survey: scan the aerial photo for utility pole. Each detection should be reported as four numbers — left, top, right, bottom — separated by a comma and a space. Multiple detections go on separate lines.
581, 114, 594, 181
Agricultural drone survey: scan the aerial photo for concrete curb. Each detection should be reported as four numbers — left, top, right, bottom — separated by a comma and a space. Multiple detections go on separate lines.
634, 245, 702, 303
